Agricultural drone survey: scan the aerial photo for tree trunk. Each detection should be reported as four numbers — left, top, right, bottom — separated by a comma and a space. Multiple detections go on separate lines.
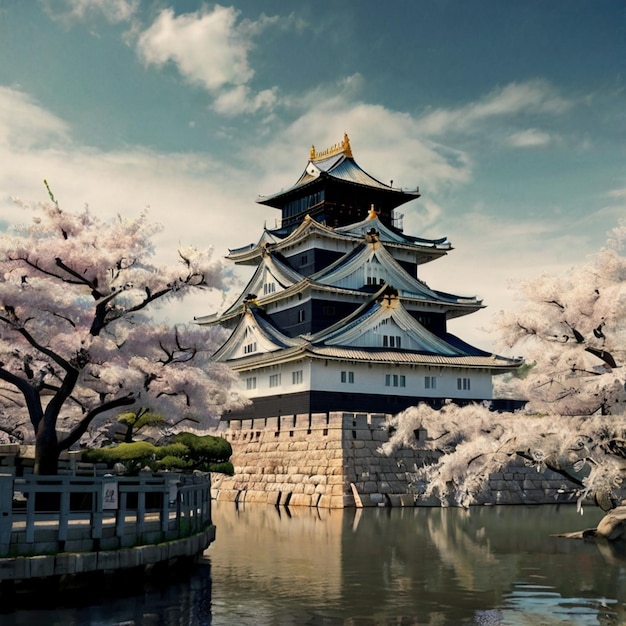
34, 419, 59, 475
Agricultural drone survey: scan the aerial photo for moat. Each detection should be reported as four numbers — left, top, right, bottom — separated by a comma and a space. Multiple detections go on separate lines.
4, 502, 625, 625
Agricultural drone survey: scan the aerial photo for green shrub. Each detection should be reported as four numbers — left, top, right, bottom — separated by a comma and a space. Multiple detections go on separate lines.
207, 461, 234, 476
82, 432, 233, 475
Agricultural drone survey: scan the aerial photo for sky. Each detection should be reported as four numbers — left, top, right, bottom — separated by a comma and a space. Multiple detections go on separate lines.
0, 0, 624, 353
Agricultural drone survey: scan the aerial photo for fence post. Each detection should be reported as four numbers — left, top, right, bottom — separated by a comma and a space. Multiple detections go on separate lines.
0, 474, 13, 556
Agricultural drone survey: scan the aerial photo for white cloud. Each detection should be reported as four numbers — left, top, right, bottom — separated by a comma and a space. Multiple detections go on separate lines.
607, 187, 626, 200
0, 87, 273, 272
417, 80, 572, 136
0, 87, 70, 149
507, 128, 553, 148
137, 6, 252, 91
42, 0, 138, 24
136, 6, 282, 116
0, 82, 613, 350
248, 88, 473, 198
212, 85, 279, 116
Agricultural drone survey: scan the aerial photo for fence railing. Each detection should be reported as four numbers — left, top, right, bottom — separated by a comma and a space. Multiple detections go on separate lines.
0, 472, 212, 558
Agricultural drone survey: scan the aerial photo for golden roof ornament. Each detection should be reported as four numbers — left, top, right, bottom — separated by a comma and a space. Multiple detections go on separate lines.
310, 132, 353, 161
367, 204, 379, 220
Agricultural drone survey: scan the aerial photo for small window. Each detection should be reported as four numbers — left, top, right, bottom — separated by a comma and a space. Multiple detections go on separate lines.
292, 370, 303, 385
457, 377, 471, 391
246, 377, 257, 390
341, 371, 354, 384
385, 373, 406, 387
269, 374, 281, 387
383, 335, 402, 348
243, 342, 257, 354
425, 376, 437, 389
298, 309, 306, 323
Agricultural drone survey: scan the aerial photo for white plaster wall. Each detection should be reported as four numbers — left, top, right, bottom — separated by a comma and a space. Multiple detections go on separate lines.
310, 361, 493, 399
235, 359, 493, 401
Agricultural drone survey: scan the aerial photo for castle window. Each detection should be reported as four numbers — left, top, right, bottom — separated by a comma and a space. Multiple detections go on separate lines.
269, 374, 281, 388
424, 376, 437, 389
243, 342, 257, 354
385, 374, 406, 387
365, 257, 383, 286
298, 309, 306, 322
292, 370, 303, 385
341, 371, 354, 384
246, 377, 257, 390
263, 282, 276, 295
457, 377, 471, 391
383, 335, 402, 348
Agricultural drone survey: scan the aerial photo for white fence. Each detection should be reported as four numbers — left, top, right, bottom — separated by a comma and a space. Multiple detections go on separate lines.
0, 473, 212, 558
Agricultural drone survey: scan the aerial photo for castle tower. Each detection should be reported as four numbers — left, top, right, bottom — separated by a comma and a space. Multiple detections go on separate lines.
197, 136, 520, 421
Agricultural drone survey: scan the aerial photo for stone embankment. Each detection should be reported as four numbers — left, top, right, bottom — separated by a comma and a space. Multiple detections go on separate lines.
212, 412, 578, 508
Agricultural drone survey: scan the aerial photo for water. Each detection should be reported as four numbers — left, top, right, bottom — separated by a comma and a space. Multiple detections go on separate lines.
3, 502, 625, 625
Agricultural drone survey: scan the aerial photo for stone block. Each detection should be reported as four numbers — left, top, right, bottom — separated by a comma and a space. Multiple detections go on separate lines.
0, 558, 18, 580
54, 553, 77, 576
97, 550, 121, 571
266, 492, 281, 506
399, 494, 417, 507
288, 441, 309, 452
289, 494, 312, 507
74, 550, 98, 573
11, 557, 30, 579
308, 414, 325, 428
245, 491, 268, 504
369, 414, 387, 429
369, 493, 385, 505
29, 555, 55, 578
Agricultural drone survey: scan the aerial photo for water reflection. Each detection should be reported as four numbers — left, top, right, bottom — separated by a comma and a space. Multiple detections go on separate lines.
3, 503, 625, 625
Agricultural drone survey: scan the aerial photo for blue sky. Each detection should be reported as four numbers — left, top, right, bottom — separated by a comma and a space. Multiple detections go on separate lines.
0, 1, 624, 350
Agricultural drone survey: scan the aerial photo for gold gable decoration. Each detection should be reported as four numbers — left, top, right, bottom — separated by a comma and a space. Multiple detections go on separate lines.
310, 133, 353, 162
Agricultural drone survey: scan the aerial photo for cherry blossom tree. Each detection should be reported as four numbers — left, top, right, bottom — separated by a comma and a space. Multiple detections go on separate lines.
0, 188, 244, 474
381, 221, 626, 531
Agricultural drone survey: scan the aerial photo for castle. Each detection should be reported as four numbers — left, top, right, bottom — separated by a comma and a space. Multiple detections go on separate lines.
197, 134, 520, 420
199, 135, 537, 508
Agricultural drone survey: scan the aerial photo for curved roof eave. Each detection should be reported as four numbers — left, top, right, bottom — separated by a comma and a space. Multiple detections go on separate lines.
335, 215, 449, 248
226, 344, 522, 372
256, 159, 419, 209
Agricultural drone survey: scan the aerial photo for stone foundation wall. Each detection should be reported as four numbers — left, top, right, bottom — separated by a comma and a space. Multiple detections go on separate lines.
211, 412, 579, 509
